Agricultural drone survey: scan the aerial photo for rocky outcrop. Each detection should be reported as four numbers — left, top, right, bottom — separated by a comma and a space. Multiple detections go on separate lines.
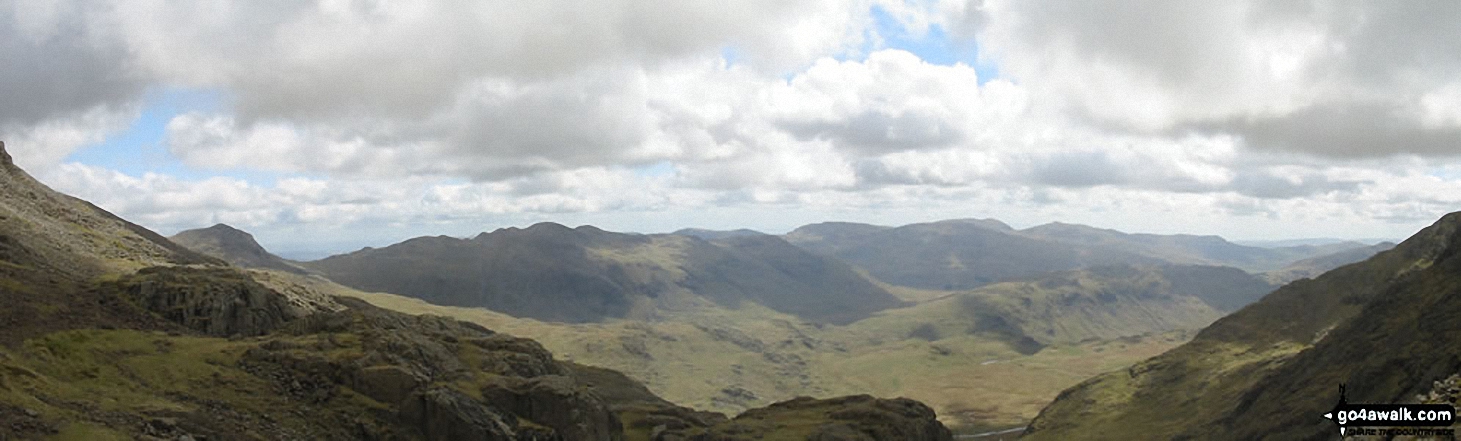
102, 266, 304, 337
654, 395, 953, 441
398, 387, 519, 441
238, 297, 625, 440
481, 375, 623, 441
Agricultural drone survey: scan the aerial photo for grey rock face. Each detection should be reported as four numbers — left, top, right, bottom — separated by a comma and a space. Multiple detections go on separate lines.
482, 375, 624, 441
104, 266, 302, 337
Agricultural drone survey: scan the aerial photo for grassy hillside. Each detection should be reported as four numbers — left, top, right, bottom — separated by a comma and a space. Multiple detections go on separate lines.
1023, 212, 1461, 440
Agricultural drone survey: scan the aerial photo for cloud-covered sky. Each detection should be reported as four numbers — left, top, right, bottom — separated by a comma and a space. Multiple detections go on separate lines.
5, 0, 1461, 256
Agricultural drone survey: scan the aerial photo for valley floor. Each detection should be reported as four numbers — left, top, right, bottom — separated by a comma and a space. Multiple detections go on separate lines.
339, 287, 1193, 432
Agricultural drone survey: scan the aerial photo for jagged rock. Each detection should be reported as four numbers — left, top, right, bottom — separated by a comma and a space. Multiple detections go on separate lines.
480, 375, 623, 441
352, 365, 425, 405
465, 334, 566, 378
104, 266, 303, 337
398, 387, 517, 441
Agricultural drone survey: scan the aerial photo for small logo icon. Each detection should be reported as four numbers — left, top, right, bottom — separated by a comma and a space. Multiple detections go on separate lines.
1323, 383, 1456, 436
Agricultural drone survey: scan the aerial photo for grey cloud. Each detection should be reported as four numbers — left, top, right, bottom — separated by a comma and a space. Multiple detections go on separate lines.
1027, 150, 1130, 188
0, 4, 144, 126
1191, 103, 1461, 158
1228, 169, 1364, 199
1315, 2, 1461, 88
781, 109, 965, 155
851, 157, 968, 187
116, 0, 835, 123
441, 72, 656, 179
980, 1, 1461, 158
995, 0, 1247, 90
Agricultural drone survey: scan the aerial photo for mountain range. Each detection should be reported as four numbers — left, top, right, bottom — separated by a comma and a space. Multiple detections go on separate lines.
165, 216, 1390, 433
0, 139, 957, 441
783, 219, 1366, 291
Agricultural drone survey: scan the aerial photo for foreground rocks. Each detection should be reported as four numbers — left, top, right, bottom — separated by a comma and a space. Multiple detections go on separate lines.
653, 394, 954, 441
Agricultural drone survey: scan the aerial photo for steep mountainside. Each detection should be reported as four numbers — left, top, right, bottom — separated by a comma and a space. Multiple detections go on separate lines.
170, 223, 309, 274
1023, 212, 1461, 441
304, 225, 904, 324
0, 141, 217, 280
0, 140, 952, 440
0, 141, 222, 345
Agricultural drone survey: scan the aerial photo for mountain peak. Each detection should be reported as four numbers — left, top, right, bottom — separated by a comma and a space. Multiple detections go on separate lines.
0, 140, 9, 166
202, 223, 249, 236
945, 218, 1014, 231
170, 224, 306, 274
525, 221, 573, 232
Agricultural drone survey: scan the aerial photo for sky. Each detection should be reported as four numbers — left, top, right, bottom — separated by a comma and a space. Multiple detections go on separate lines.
4, 1, 1461, 257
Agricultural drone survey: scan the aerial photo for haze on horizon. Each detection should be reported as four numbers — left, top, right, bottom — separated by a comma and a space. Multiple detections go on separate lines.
4, 1, 1460, 256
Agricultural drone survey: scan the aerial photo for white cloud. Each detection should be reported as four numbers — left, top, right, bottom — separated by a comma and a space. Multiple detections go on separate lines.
6, 0, 1461, 251
4, 104, 136, 170
964, 0, 1461, 157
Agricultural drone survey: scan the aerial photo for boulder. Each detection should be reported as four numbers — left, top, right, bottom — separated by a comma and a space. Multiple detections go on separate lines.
399, 387, 517, 441
481, 375, 623, 441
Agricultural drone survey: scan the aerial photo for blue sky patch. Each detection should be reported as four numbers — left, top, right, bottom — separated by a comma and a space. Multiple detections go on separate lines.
865, 5, 998, 83
66, 87, 287, 186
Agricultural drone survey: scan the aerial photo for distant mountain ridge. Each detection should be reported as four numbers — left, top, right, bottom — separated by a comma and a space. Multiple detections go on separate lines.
785, 219, 1166, 290
303, 222, 905, 324
783, 218, 1379, 291
1262, 241, 1396, 284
